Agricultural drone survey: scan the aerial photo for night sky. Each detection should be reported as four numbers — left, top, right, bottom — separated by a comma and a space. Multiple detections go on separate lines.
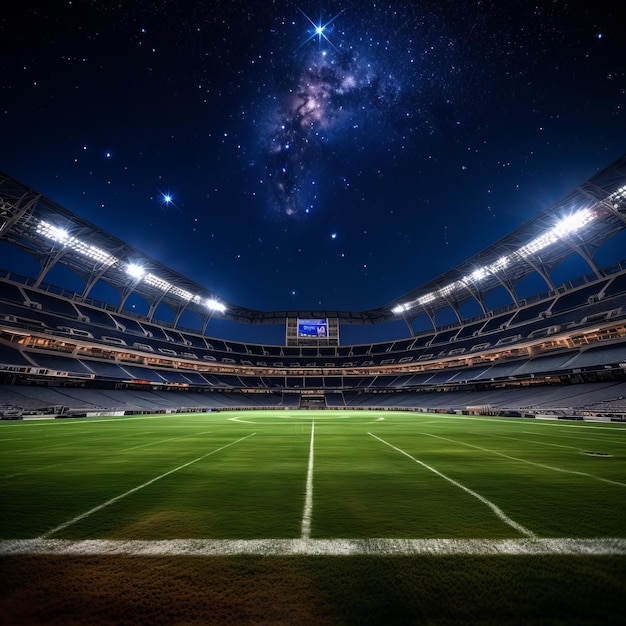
1, 1, 625, 341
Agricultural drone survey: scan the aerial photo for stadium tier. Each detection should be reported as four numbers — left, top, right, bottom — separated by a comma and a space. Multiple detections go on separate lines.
1, 157, 626, 418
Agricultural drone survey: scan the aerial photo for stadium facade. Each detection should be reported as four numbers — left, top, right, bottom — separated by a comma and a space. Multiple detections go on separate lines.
1, 155, 626, 419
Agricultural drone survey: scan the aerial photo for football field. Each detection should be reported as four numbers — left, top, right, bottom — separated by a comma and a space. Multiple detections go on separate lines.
1, 410, 625, 624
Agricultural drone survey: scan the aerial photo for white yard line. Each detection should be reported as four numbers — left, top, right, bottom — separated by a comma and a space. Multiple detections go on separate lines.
481, 431, 586, 452
2, 431, 214, 479
40, 432, 256, 539
423, 432, 626, 488
228, 416, 257, 424
301, 420, 315, 539
119, 430, 214, 452
368, 432, 536, 539
2, 537, 625, 557
522, 430, 626, 447
10, 440, 80, 454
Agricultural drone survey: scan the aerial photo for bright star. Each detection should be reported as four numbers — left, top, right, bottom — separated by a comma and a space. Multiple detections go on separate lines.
158, 190, 176, 207
297, 8, 343, 51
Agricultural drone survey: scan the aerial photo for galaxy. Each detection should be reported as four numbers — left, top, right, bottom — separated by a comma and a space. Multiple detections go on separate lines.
0, 1, 625, 338
262, 6, 459, 217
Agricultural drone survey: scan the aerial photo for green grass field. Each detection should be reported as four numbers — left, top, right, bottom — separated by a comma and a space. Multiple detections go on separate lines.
1, 409, 625, 624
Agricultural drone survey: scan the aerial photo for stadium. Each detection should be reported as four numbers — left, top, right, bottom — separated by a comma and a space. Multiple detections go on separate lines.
2, 156, 626, 417
1, 155, 626, 624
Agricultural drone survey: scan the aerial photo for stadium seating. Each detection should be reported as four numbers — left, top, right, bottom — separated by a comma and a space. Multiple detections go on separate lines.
1, 255, 626, 419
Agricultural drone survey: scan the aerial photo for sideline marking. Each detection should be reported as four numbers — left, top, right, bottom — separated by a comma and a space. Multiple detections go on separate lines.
424, 432, 626, 488
2, 537, 625, 557
369, 432, 536, 539
40, 433, 256, 539
301, 420, 315, 539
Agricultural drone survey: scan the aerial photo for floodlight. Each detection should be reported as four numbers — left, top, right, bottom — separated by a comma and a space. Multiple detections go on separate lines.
608, 184, 626, 202
392, 304, 406, 314
491, 256, 509, 272
206, 298, 226, 312
144, 273, 172, 291
36, 220, 69, 242
554, 208, 593, 236
467, 267, 487, 284
418, 293, 436, 306
171, 286, 194, 301
74, 242, 116, 265
126, 263, 145, 279
439, 281, 462, 298
36, 219, 116, 266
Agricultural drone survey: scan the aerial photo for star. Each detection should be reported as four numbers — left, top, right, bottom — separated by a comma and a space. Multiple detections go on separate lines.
296, 8, 343, 52
159, 191, 176, 208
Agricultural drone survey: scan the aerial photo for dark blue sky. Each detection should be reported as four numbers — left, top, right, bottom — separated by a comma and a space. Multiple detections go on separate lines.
1, 1, 625, 342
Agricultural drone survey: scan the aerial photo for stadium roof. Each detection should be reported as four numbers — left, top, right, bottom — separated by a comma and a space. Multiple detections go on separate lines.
1, 154, 626, 326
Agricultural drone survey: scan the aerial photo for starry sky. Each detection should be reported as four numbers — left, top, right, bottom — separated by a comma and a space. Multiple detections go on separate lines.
1, 1, 625, 342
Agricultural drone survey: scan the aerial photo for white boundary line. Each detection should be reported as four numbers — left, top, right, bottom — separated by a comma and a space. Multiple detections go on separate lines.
1, 538, 625, 556
40, 433, 256, 539
423, 432, 626, 488
301, 420, 315, 539
368, 432, 536, 539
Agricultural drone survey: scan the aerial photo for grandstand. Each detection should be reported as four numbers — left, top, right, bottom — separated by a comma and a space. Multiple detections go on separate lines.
1, 154, 626, 419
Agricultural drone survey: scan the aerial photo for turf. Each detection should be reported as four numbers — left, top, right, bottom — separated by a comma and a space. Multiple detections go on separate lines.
1, 409, 625, 623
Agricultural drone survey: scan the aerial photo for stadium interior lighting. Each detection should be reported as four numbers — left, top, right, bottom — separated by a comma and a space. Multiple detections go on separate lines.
36, 219, 117, 266
418, 293, 436, 306
554, 209, 594, 236
608, 184, 626, 202
206, 298, 226, 313
517, 208, 595, 259
36, 221, 69, 242
144, 273, 172, 292
465, 267, 488, 284
392, 208, 597, 315
126, 263, 145, 279
170, 285, 195, 301
125, 266, 210, 309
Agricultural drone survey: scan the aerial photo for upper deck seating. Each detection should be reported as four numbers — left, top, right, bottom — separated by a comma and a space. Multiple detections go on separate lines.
22, 288, 80, 319
480, 312, 516, 333
74, 304, 118, 328
603, 272, 626, 298
110, 315, 146, 335
455, 320, 486, 339
550, 279, 610, 315
430, 328, 459, 345
507, 300, 552, 326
